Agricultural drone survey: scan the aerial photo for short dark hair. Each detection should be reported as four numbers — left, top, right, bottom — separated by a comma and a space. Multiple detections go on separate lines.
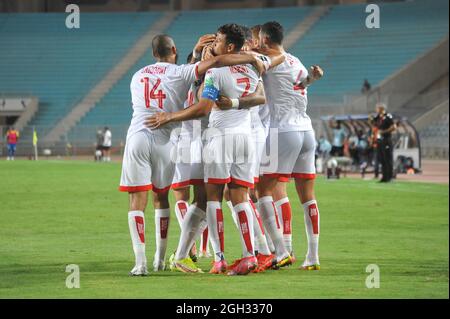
241, 25, 253, 42
261, 21, 284, 45
217, 23, 245, 51
186, 52, 193, 63
152, 34, 174, 58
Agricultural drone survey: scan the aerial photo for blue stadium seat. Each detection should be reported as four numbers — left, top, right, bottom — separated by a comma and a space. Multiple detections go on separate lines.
0, 12, 162, 140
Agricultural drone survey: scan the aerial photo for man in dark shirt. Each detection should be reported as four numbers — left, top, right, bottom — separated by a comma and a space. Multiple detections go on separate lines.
373, 103, 396, 182
361, 79, 371, 94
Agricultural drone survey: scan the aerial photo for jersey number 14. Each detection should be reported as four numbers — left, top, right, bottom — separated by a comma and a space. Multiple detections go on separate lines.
141, 77, 167, 109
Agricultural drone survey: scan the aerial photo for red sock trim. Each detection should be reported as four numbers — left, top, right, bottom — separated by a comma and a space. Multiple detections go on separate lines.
237, 210, 253, 254
281, 202, 292, 235
159, 217, 169, 239
202, 228, 208, 251
216, 209, 224, 252
134, 216, 145, 243
272, 202, 281, 229
177, 201, 188, 219
308, 203, 319, 235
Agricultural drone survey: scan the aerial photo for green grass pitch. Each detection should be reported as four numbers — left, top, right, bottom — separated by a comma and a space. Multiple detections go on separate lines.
0, 160, 448, 298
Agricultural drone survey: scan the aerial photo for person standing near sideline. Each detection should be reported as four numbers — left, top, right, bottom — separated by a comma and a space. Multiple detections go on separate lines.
373, 103, 396, 182
95, 129, 104, 161
329, 120, 347, 157
102, 126, 112, 162
6, 127, 19, 160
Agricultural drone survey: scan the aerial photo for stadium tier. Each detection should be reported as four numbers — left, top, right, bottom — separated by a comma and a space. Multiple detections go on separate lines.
68, 6, 314, 143
419, 112, 449, 158
0, 0, 448, 146
0, 12, 162, 138
293, 0, 449, 99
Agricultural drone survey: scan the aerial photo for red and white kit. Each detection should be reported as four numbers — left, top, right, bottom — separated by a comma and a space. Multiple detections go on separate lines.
261, 53, 316, 179
171, 80, 209, 189
202, 64, 261, 188
119, 62, 200, 193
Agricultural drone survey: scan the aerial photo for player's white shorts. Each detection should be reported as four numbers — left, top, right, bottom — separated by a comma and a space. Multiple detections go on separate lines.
251, 127, 267, 183
261, 129, 316, 180
203, 133, 255, 188
172, 133, 204, 189
119, 130, 176, 193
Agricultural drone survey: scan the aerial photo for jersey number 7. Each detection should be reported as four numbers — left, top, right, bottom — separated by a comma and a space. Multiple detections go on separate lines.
141, 77, 167, 109
237, 77, 250, 97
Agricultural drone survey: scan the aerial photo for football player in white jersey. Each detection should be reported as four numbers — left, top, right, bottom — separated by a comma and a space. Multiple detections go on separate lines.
256, 21, 324, 271
165, 40, 283, 275
171, 52, 209, 264
120, 33, 268, 276
250, 24, 295, 260
218, 25, 277, 273
148, 24, 274, 275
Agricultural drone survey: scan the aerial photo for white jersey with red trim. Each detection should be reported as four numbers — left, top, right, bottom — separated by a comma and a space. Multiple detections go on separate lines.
258, 103, 270, 130
262, 52, 312, 132
128, 62, 199, 139
180, 81, 209, 136
202, 64, 260, 135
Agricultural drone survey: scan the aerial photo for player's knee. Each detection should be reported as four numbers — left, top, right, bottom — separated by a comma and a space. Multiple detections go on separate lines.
152, 191, 170, 209
295, 179, 315, 203
129, 191, 148, 211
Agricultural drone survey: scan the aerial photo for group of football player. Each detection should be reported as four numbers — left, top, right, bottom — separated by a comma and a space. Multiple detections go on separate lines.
119, 21, 323, 276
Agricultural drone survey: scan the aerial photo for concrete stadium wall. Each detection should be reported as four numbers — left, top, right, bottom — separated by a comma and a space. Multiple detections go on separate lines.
349, 37, 449, 114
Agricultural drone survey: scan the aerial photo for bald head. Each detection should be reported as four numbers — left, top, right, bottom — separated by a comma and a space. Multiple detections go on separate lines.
152, 34, 176, 59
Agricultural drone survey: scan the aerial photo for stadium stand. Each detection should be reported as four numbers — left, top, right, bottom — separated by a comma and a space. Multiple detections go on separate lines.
0, 12, 162, 139
292, 0, 449, 99
0, 0, 448, 157
419, 112, 449, 159
68, 6, 313, 144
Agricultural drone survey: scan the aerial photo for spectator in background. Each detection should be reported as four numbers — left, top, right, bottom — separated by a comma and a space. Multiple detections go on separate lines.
95, 129, 104, 161
348, 131, 359, 169
317, 135, 332, 160
361, 79, 371, 94
329, 120, 347, 156
5, 127, 19, 160
356, 129, 369, 163
102, 126, 112, 162
373, 103, 396, 182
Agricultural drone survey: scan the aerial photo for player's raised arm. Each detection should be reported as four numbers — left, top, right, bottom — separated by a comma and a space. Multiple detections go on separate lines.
191, 34, 216, 63
252, 48, 285, 70
215, 81, 266, 110
146, 72, 218, 129
297, 65, 324, 88
196, 52, 265, 77
145, 97, 214, 129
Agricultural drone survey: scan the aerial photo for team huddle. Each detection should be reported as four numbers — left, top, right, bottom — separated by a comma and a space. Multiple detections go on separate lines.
119, 21, 323, 276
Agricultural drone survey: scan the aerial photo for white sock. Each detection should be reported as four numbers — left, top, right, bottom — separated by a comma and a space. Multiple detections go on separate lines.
154, 208, 170, 264
258, 196, 288, 260
275, 197, 293, 253
249, 199, 271, 255
174, 200, 189, 228
303, 199, 320, 265
175, 204, 206, 260
128, 211, 146, 267
227, 200, 239, 229
233, 202, 255, 258
206, 201, 225, 262
258, 201, 275, 252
